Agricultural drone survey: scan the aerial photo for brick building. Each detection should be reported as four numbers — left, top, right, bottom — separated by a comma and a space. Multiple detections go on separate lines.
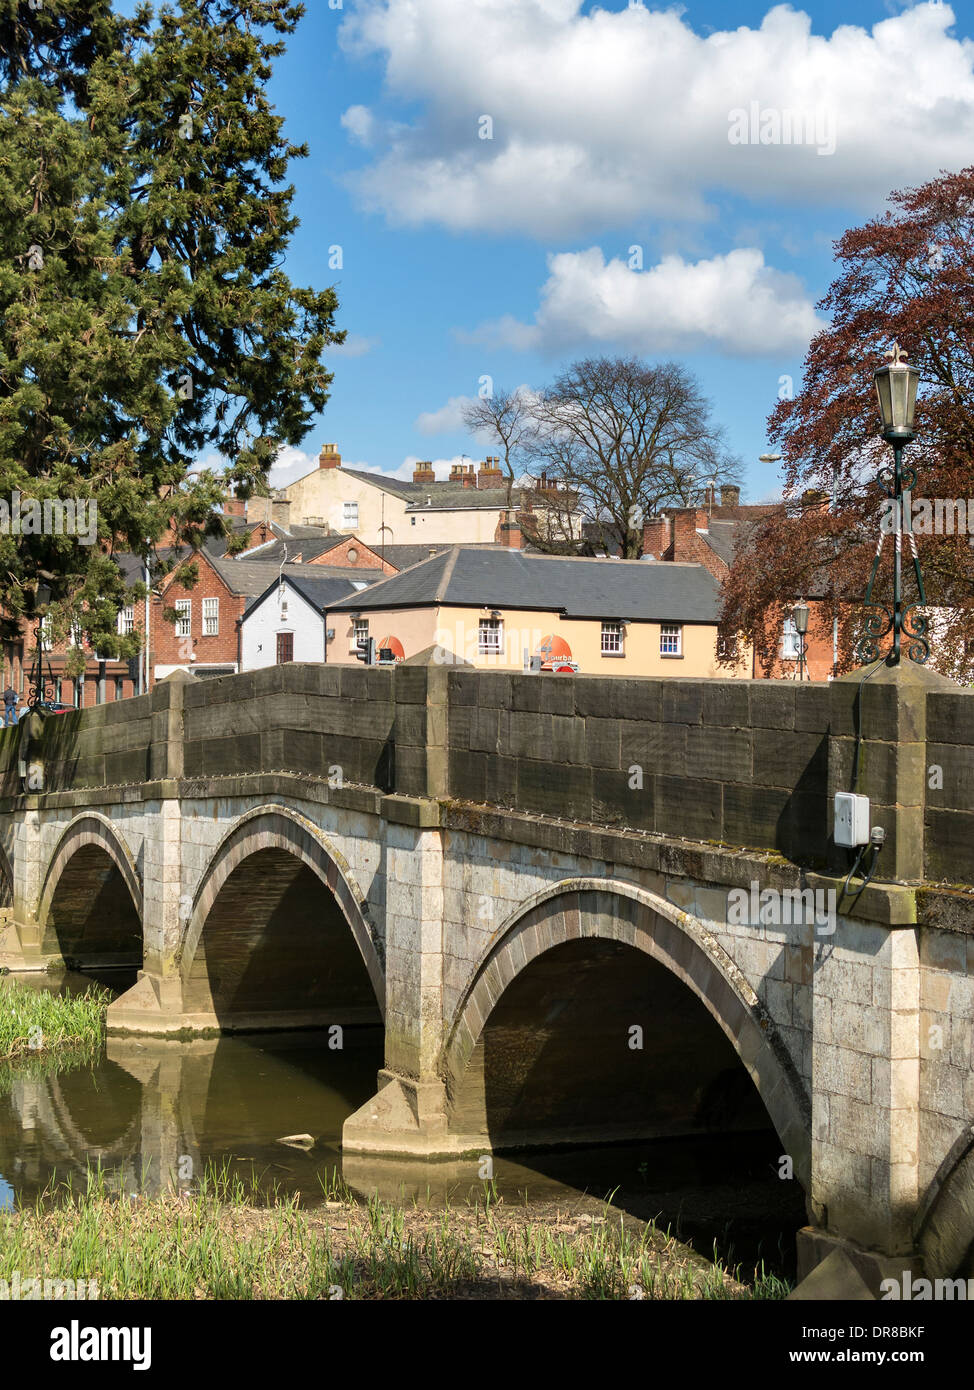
642, 485, 838, 681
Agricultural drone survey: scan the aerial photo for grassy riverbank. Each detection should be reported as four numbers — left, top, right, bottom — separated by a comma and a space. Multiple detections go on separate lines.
0, 977, 109, 1061
0, 1166, 790, 1300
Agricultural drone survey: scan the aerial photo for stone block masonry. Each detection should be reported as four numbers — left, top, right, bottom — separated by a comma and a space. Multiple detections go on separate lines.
0, 659, 973, 1291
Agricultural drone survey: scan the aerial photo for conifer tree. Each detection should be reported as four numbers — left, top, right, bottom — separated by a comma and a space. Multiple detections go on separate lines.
0, 0, 343, 658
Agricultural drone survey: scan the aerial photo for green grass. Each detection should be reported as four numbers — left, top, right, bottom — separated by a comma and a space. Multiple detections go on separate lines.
0, 977, 109, 1060
0, 1162, 791, 1301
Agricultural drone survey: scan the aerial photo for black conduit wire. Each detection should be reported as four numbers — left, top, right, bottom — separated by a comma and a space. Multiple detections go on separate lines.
840, 658, 887, 905
841, 837, 884, 904
850, 658, 885, 794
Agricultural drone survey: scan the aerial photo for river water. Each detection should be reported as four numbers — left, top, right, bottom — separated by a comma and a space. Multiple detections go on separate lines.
0, 970, 804, 1282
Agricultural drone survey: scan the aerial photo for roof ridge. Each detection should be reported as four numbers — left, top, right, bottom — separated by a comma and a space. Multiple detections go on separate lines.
435, 546, 461, 602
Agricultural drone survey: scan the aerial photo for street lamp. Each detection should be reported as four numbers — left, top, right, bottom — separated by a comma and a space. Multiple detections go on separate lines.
792, 598, 809, 681
27, 581, 53, 710
857, 342, 928, 666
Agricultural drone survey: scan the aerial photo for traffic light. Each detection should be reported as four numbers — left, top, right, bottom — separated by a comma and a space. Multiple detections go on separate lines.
355, 636, 376, 665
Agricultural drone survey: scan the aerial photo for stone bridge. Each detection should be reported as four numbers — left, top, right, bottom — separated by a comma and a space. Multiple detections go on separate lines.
2, 659, 974, 1290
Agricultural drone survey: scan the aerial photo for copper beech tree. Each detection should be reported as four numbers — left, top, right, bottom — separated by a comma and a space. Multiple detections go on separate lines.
720, 166, 974, 682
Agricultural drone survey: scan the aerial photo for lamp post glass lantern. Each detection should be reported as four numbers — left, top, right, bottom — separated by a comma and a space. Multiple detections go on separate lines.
27, 583, 54, 710
792, 599, 809, 680
857, 342, 928, 667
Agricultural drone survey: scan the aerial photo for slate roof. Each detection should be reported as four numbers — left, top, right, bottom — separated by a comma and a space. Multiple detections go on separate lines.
327, 548, 721, 622
244, 570, 376, 618
339, 470, 553, 513
341, 469, 420, 500
404, 485, 511, 512
202, 518, 333, 558
377, 542, 513, 571
700, 519, 748, 568
210, 557, 382, 600
238, 535, 348, 564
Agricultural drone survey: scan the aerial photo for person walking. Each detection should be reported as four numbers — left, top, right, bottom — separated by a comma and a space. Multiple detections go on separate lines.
3, 685, 19, 726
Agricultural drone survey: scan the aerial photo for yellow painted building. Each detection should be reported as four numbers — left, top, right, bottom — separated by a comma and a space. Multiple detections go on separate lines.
285, 446, 583, 548
325, 548, 750, 678
285, 447, 512, 546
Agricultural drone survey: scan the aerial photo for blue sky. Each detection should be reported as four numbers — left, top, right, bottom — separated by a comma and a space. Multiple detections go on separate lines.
213, 1, 974, 499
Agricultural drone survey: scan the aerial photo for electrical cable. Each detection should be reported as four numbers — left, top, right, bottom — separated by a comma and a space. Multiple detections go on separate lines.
840, 657, 887, 904
841, 839, 883, 904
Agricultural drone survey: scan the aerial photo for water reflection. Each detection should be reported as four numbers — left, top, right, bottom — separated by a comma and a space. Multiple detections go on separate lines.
0, 973, 802, 1279
0, 1027, 382, 1205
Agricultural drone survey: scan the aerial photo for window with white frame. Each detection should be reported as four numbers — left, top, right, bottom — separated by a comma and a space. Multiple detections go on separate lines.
203, 597, 219, 636
780, 617, 800, 660
38, 615, 52, 651
478, 618, 503, 654
175, 600, 191, 638
70, 622, 84, 649
343, 500, 359, 529
660, 622, 682, 657
117, 605, 134, 635
601, 621, 624, 655
353, 618, 369, 645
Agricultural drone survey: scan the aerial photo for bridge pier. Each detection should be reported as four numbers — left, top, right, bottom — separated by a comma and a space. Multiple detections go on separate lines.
6, 659, 974, 1293
1, 807, 51, 969
344, 817, 456, 1155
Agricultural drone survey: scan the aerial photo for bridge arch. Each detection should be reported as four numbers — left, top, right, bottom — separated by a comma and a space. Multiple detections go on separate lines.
915, 1130, 974, 1277
443, 878, 811, 1187
37, 813, 143, 965
180, 804, 384, 1025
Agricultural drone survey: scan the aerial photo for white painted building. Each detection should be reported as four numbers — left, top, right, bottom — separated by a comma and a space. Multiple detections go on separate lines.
241, 571, 373, 670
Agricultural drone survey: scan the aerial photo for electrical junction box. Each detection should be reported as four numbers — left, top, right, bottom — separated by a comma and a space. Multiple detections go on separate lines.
834, 792, 870, 848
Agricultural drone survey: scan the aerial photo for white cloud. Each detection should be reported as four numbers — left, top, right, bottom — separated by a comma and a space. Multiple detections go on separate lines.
460, 246, 823, 356
267, 446, 321, 489
340, 104, 378, 147
414, 394, 476, 435
339, 0, 974, 237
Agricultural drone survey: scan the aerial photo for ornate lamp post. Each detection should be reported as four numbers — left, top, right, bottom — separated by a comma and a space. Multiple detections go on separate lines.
857, 343, 928, 666
792, 598, 809, 680
27, 582, 53, 710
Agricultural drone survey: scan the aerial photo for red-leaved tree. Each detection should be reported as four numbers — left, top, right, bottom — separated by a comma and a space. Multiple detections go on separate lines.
721, 166, 974, 681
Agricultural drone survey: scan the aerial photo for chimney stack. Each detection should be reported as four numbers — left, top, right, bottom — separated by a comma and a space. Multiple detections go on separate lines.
495, 508, 523, 549
449, 462, 477, 486
671, 507, 709, 549
477, 457, 505, 490
642, 514, 671, 558
224, 497, 246, 519
413, 460, 436, 484
318, 443, 341, 470
702, 483, 717, 509
720, 484, 741, 509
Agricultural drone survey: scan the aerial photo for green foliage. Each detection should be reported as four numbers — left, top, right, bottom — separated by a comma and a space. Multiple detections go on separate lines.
0, 0, 343, 654
0, 977, 109, 1059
